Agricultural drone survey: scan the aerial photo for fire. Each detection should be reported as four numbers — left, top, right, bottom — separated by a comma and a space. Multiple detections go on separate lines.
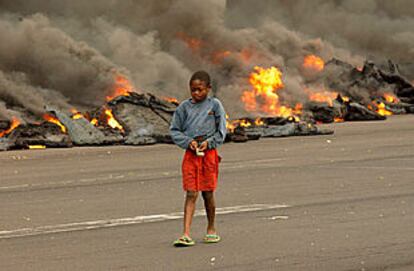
334, 117, 344, 123
211, 47, 254, 65
239, 119, 252, 128
307, 90, 338, 106
212, 50, 232, 64
242, 66, 301, 118
104, 108, 124, 132
376, 102, 393, 116
176, 32, 203, 53
241, 91, 257, 112
225, 114, 265, 133
287, 115, 301, 123
162, 96, 179, 104
70, 109, 84, 120
43, 114, 67, 133
342, 96, 350, 102
225, 114, 236, 132
0, 117, 21, 137
176, 32, 254, 65
240, 48, 253, 64
106, 75, 134, 101
90, 118, 98, 126
255, 118, 264, 126
303, 55, 325, 72
383, 93, 399, 103
70, 108, 100, 126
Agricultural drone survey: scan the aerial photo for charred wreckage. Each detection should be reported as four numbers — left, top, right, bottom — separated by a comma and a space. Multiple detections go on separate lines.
1, 58, 413, 151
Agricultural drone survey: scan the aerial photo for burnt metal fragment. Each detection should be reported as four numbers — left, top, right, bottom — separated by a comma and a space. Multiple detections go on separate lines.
0, 137, 14, 151
111, 96, 174, 145
49, 109, 123, 145
344, 103, 386, 121
7, 122, 72, 149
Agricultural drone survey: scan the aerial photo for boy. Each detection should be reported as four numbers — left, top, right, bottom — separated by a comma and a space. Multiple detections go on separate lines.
170, 70, 227, 247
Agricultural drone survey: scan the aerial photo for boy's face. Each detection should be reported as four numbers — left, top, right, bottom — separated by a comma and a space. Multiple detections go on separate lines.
190, 79, 210, 103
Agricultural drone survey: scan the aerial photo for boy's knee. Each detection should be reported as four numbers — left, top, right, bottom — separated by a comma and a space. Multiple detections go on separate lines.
186, 191, 199, 201
202, 191, 214, 201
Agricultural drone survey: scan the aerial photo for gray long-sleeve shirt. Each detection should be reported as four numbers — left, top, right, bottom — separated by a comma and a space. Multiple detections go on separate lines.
169, 97, 227, 150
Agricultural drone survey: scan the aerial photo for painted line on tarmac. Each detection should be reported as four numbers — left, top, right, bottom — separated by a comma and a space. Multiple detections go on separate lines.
318, 165, 414, 171
0, 203, 289, 239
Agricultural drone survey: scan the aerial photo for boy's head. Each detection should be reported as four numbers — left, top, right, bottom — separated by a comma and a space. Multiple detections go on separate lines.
189, 70, 211, 103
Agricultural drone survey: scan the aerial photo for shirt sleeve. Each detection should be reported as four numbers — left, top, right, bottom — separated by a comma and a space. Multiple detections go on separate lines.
206, 99, 227, 149
169, 104, 193, 149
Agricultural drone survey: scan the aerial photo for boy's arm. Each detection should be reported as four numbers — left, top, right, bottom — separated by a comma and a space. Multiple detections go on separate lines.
206, 100, 227, 149
170, 105, 193, 149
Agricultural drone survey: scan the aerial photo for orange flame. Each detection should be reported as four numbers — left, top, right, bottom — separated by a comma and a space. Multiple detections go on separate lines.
225, 115, 265, 133
176, 32, 254, 65
334, 117, 344, 123
255, 118, 264, 126
307, 90, 338, 106
225, 114, 235, 132
162, 96, 179, 104
239, 119, 251, 128
90, 118, 98, 126
43, 114, 67, 133
176, 32, 203, 53
70, 109, 84, 120
106, 75, 134, 101
104, 108, 124, 132
211, 50, 232, 64
0, 117, 21, 137
242, 66, 301, 119
383, 93, 399, 103
211, 48, 253, 65
303, 55, 325, 72
240, 48, 253, 63
376, 102, 393, 116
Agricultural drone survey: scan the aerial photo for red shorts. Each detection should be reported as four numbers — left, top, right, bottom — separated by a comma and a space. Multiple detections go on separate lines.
182, 149, 221, 191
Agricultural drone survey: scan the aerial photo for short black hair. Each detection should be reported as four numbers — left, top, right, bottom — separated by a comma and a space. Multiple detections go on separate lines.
189, 70, 211, 86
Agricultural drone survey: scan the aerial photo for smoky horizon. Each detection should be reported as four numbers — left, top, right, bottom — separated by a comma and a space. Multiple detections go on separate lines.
0, 0, 413, 122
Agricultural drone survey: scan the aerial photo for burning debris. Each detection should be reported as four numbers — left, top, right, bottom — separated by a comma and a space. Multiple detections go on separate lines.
108, 93, 175, 145
242, 66, 302, 119
226, 117, 333, 143
237, 56, 414, 127
303, 55, 325, 72
1, 55, 414, 152
1, 2, 413, 152
319, 59, 414, 117
0, 119, 72, 151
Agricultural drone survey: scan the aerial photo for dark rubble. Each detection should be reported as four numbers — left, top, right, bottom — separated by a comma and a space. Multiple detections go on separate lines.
1, 122, 71, 151
305, 59, 414, 123
0, 92, 333, 151
1, 59, 414, 151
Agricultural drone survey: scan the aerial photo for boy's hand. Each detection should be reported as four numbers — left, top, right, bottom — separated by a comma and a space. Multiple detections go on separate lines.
189, 140, 198, 151
198, 141, 208, 152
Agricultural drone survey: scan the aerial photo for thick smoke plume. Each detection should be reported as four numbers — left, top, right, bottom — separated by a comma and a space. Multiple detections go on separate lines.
0, 0, 412, 120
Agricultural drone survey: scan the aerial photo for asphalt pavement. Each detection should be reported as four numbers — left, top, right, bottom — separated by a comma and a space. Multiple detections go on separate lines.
0, 115, 413, 271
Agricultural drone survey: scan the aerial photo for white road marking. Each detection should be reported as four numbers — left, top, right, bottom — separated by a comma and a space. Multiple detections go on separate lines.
318, 165, 414, 171
0, 204, 289, 240
0, 174, 130, 191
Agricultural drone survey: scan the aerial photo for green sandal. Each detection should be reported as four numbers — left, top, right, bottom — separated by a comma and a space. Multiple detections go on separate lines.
173, 236, 195, 247
203, 234, 221, 243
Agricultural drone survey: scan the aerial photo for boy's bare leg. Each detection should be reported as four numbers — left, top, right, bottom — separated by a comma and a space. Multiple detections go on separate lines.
183, 191, 198, 237
202, 191, 216, 234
